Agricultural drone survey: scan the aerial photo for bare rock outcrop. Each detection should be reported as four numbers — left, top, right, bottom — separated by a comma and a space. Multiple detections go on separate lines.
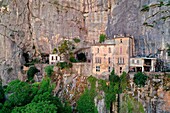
0, 0, 169, 84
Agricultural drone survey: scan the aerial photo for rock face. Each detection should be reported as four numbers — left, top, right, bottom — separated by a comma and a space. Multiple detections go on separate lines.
107, 0, 170, 55
0, 0, 169, 82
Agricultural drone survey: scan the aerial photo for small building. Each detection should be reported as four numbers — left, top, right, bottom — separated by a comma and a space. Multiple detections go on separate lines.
130, 57, 156, 72
49, 54, 63, 65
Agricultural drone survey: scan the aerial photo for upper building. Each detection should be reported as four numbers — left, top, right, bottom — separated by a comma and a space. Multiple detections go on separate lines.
91, 35, 134, 76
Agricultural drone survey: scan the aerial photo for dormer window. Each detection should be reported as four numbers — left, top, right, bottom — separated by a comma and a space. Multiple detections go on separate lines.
120, 39, 122, 43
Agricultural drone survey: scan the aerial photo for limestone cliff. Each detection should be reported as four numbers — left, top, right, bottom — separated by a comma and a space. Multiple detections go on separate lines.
0, 0, 169, 84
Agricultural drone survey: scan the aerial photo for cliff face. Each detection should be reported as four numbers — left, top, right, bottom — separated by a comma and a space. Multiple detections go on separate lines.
0, 0, 169, 83
107, 0, 170, 55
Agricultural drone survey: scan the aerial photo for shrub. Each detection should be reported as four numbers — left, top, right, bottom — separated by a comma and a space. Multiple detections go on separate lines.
99, 34, 106, 43
44, 66, 54, 77
52, 48, 57, 54
73, 38, 80, 43
133, 72, 147, 87
57, 62, 72, 69
69, 57, 77, 63
141, 5, 149, 12
27, 66, 39, 81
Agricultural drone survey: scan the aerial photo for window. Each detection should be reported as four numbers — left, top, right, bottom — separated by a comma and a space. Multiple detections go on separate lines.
93, 40, 95, 44
132, 59, 134, 64
120, 39, 122, 43
118, 57, 124, 64
108, 67, 111, 72
52, 56, 54, 60
56, 56, 58, 60
137, 60, 139, 64
120, 67, 122, 73
108, 57, 111, 64
97, 48, 99, 53
95, 57, 101, 63
109, 47, 111, 53
96, 66, 100, 72
120, 47, 122, 54
86, 52, 88, 56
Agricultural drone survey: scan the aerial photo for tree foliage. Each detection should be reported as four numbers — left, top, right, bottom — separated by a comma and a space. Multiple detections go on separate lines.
0, 78, 72, 113
77, 90, 98, 113
44, 65, 54, 77
104, 70, 128, 110
73, 38, 80, 43
120, 95, 145, 113
27, 66, 39, 81
0, 80, 4, 104
77, 76, 98, 113
52, 48, 58, 54
12, 101, 57, 113
58, 40, 75, 67
141, 1, 170, 27
99, 34, 106, 43
69, 56, 77, 63
57, 62, 73, 69
4, 80, 33, 107
133, 72, 148, 87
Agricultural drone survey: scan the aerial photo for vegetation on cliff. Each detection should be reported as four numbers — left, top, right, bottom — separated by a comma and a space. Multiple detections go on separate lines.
133, 72, 148, 87
99, 34, 106, 43
0, 78, 71, 113
141, 0, 170, 27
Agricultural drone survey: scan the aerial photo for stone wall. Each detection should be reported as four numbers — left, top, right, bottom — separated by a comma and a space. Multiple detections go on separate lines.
72, 63, 92, 76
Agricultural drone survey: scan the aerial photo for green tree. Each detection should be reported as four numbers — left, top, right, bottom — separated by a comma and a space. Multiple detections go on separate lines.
99, 34, 106, 43
77, 76, 98, 113
0, 77, 72, 113
73, 38, 80, 43
69, 56, 77, 63
77, 90, 98, 113
4, 80, 33, 108
120, 95, 145, 113
12, 101, 57, 113
44, 65, 54, 77
0, 80, 4, 104
52, 48, 58, 54
27, 66, 39, 81
57, 62, 73, 69
133, 72, 148, 87
141, 1, 170, 27
107, 70, 128, 112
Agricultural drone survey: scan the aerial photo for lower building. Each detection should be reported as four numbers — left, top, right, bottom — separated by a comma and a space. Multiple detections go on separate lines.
49, 54, 63, 65
130, 57, 156, 72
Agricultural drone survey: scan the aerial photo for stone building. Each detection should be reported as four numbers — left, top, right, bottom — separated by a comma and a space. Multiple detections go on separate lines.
113, 35, 134, 75
49, 54, 63, 65
130, 57, 156, 72
91, 42, 115, 77
91, 35, 134, 76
